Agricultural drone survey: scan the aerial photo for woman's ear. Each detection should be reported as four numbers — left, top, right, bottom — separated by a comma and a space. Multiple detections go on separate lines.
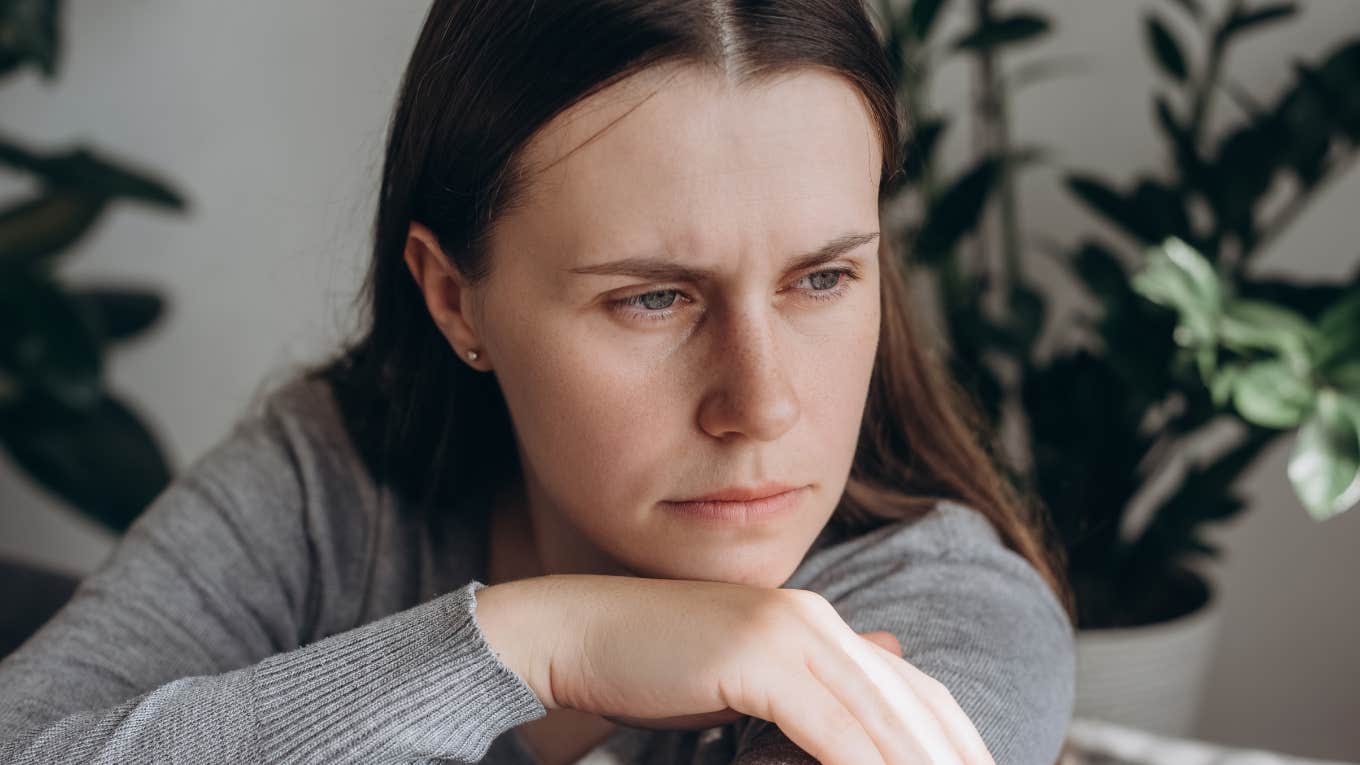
403, 221, 489, 370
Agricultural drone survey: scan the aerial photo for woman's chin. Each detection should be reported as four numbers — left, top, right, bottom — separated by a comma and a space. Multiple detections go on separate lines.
629, 559, 797, 590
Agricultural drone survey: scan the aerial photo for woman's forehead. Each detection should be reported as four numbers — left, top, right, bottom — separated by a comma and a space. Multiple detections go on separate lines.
505, 64, 882, 265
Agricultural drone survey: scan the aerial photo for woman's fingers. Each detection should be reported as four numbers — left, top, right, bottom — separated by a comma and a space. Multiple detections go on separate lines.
758, 661, 889, 765
862, 639, 998, 765
859, 630, 903, 656
812, 630, 963, 765
602, 706, 745, 730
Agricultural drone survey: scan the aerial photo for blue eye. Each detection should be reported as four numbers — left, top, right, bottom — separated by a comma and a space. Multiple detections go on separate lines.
608, 266, 862, 323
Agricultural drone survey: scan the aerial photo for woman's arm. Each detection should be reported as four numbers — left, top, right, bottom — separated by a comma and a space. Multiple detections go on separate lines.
730, 501, 1076, 765
0, 391, 546, 764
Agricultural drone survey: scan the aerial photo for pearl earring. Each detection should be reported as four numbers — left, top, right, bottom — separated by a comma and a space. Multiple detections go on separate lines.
466, 350, 480, 361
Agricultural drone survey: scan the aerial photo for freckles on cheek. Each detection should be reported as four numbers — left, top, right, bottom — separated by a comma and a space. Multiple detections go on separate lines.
540, 336, 666, 430
802, 311, 878, 425
547, 371, 679, 509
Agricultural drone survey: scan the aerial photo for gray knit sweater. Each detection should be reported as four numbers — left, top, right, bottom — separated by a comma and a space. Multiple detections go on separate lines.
0, 374, 1075, 764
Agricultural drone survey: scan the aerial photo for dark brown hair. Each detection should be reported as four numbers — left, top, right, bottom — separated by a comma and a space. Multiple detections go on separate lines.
300, 0, 1074, 624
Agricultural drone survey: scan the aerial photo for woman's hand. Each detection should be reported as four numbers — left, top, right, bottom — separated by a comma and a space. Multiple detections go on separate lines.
592, 629, 904, 733
476, 574, 996, 765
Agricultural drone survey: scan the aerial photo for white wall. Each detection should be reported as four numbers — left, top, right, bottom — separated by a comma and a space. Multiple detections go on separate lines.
1, 1, 1356, 759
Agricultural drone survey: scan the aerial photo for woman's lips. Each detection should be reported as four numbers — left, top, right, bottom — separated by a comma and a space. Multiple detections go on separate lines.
660, 485, 807, 524
669, 482, 803, 503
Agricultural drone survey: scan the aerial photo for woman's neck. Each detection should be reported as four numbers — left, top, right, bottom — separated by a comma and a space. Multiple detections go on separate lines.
486, 480, 545, 587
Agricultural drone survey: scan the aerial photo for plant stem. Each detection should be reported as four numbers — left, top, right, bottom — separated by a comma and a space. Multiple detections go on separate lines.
995, 57, 1021, 321
971, 0, 1000, 314
1187, 0, 1244, 153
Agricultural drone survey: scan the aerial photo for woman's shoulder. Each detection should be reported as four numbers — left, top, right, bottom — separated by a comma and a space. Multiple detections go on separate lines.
240, 369, 350, 450
245, 369, 487, 590
147, 370, 390, 577
792, 500, 1001, 580
849, 499, 1003, 552
787, 499, 1068, 628
146, 370, 386, 548
227, 369, 378, 494
205, 370, 441, 629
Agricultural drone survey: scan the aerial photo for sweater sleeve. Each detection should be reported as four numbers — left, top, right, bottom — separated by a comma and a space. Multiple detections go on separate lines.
730, 501, 1075, 765
0, 395, 546, 764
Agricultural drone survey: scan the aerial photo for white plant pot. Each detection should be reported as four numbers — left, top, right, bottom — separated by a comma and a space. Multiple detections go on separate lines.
1073, 571, 1226, 738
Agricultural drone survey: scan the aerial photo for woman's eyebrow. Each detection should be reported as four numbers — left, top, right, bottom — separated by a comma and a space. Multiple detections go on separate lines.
564, 231, 880, 282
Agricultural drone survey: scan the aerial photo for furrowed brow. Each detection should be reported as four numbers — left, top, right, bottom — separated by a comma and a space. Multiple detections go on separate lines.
565, 231, 880, 282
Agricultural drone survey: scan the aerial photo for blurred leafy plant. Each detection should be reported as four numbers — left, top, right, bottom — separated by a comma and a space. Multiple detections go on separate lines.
1133, 237, 1360, 521
0, 0, 187, 532
875, 0, 1059, 427
873, 0, 1360, 628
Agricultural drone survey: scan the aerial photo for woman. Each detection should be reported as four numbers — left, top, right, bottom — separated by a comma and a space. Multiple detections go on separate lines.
0, 1, 1076, 764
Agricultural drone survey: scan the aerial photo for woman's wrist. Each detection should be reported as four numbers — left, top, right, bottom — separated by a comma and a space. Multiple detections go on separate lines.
474, 577, 564, 710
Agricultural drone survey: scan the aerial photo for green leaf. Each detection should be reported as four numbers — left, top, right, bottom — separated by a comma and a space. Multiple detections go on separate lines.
0, 390, 172, 532
1325, 360, 1360, 396
0, 268, 104, 410
1274, 64, 1337, 188
1215, 3, 1298, 47
1131, 261, 1206, 340
0, 139, 187, 269
1207, 120, 1289, 249
0, 143, 187, 211
1184, 534, 1222, 557
1021, 350, 1156, 567
0, 0, 61, 80
1218, 298, 1317, 364
953, 13, 1051, 52
70, 287, 166, 344
1072, 240, 1131, 306
1314, 41, 1360, 143
1145, 15, 1189, 82
1066, 175, 1142, 241
1160, 237, 1222, 307
1155, 96, 1202, 181
0, 191, 109, 270
1131, 237, 1223, 347
1231, 359, 1314, 429
1287, 389, 1360, 521
0, 133, 46, 176
901, 117, 947, 187
953, 351, 1006, 431
1196, 344, 1218, 383
1209, 362, 1244, 407
1131, 178, 1193, 242
1236, 277, 1352, 324
1313, 291, 1360, 367
941, 273, 993, 358
914, 156, 1001, 266
1096, 285, 1182, 404
1066, 175, 1183, 244
908, 0, 947, 41
1121, 427, 1275, 581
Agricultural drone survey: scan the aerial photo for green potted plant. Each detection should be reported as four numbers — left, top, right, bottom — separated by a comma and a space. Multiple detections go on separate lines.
871, 0, 1360, 736
1132, 236, 1360, 523
0, 0, 188, 657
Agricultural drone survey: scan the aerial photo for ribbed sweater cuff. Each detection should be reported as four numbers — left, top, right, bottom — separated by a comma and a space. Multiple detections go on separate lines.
253, 579, 546, 764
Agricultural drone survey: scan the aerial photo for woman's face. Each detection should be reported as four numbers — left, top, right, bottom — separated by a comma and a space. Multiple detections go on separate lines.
408, 64, 884, 589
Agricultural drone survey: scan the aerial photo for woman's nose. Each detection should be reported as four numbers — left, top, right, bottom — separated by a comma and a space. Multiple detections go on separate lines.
695, 311, 800, 442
